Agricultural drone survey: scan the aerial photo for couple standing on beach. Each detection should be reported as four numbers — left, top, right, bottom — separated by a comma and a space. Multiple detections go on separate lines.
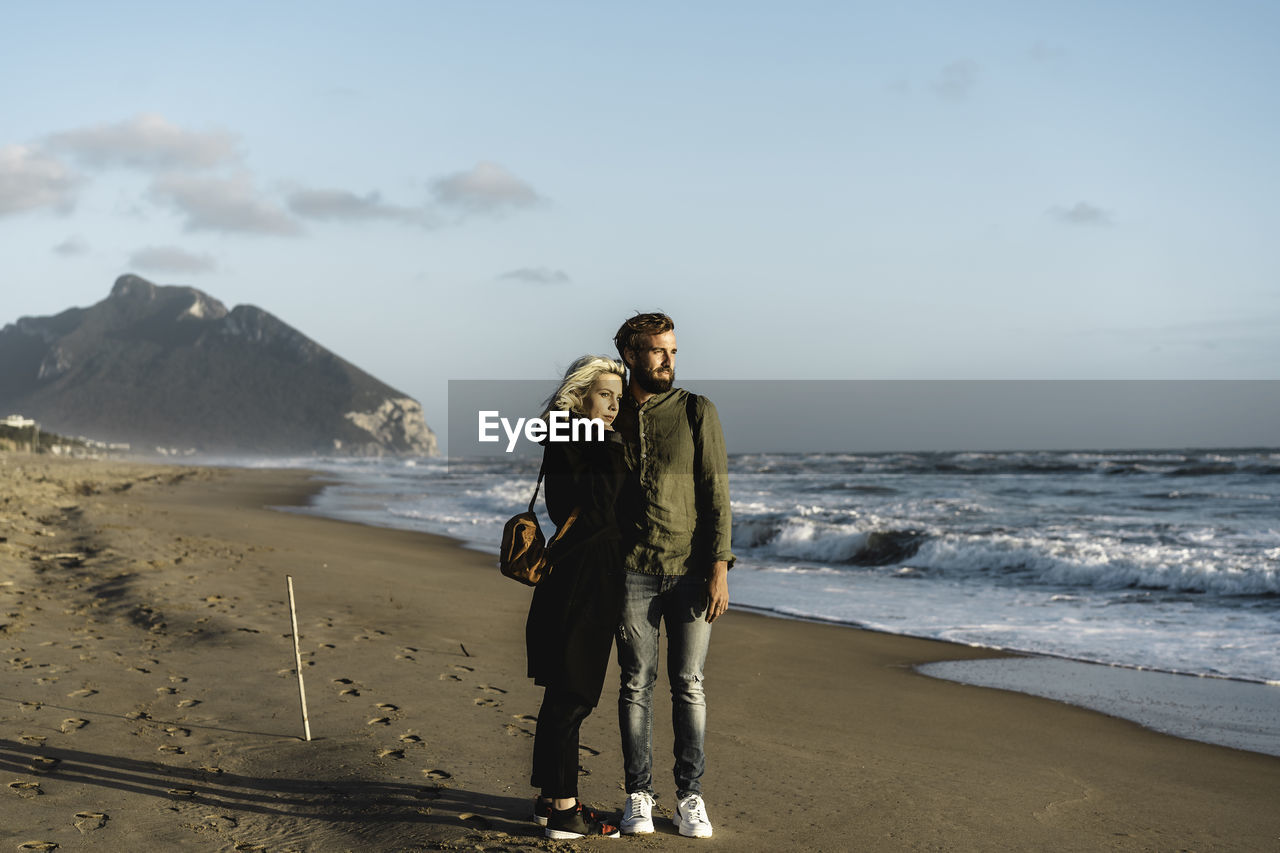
524, 312, 734, 840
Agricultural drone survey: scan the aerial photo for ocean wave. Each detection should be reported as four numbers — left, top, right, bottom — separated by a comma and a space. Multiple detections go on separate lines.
728, 450, 1280, 481
735, 513, 1280, 596
734, 516, 924, 565
910, 535, 1280, 596
1167, 464, 1239, 477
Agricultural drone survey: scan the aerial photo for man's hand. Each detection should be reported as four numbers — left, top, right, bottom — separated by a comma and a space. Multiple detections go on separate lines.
706, 560, 729, 623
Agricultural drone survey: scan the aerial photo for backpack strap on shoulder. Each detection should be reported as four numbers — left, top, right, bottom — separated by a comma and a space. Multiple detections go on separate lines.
528, 466, 545, 514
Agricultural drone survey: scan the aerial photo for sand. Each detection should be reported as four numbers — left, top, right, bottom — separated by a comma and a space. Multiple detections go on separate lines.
2, 454, 1278, 852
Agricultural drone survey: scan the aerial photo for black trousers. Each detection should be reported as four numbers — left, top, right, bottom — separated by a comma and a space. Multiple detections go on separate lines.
531, 686, 593, 799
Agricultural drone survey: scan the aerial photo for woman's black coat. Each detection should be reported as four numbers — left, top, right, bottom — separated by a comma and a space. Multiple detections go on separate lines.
525, 427, 628, 706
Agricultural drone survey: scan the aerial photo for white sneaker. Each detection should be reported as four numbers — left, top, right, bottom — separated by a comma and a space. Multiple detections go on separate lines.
620, 791, 655, 835
674, 793, 713, 838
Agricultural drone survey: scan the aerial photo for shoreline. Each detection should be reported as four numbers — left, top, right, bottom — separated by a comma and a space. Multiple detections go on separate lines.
285, 457, 1280, 683
286, 471, 1280, 758
919, 657, 1280, 758
3, 454, 1278, 851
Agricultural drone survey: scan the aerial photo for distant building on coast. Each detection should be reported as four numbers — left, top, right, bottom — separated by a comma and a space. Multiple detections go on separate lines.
1, 414, 128, 457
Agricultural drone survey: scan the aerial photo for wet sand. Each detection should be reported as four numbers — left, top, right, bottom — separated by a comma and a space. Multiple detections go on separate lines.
919, 657, 1280, 758
2, 454, 1278, 851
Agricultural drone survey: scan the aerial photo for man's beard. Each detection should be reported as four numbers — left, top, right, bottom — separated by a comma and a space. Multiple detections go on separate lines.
634, 365, 674, 394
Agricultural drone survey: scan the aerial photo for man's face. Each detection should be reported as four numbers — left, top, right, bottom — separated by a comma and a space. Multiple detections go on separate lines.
628, 330, 677, 394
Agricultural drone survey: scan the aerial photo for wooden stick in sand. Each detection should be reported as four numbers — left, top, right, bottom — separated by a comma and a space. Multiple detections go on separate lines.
287, 575, 312, 741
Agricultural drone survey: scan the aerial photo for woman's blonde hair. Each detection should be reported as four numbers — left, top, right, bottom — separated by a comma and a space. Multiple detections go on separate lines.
543, 355, 626, 419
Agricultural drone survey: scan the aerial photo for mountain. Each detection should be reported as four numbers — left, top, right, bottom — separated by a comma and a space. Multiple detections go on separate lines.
0, 275, 437, 456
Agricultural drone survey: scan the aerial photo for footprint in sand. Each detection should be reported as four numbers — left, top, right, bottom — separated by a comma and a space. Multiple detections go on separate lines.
474, 697, 500, 708
457, 812, 491, 829
19, 734, 47, 745
504, 724, 534, 738
476, 685, 508, 694
195, 814, 238, 832
177, 698, 201, 708
19, 701, 42, 711
579, 745, 601, 756
124, 709, 151, 721
157, 745, 185, 755
395, 652, 415, 661
200, 766, 225, 775
164, 726, 191, 738
377, 749, 405, 760
168, 675, 188, 683
167, 789, 196, 799
367, 717, 391, 726
399, 734, 423, 745
17, 842, 58, 851
74, 812, 108, 833
9, 781, 42, 798
233, 843, 266, 852
451, 664, 474, 672
27, 756, 60, 774
375, 703, 399, 712
156, 686, 178, 695
59, 719, 88, 733
67, 688, 98, 698
340, 688, 361, 696
512, 714, 538, 724
438, 674, 462, 682
422, 769, 452, 780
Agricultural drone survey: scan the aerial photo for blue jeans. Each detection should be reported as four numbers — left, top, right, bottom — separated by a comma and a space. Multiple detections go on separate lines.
617, 570, 712, 799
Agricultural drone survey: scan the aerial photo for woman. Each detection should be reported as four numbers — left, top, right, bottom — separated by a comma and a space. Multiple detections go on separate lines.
526, 354, 630, 840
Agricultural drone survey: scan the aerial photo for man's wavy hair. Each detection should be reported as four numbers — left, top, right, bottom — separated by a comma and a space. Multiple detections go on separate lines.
542, 355, 626, 420
613, 312, 675, 363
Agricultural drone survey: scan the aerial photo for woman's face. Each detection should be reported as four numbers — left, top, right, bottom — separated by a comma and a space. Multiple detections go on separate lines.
582, 372, 623, 426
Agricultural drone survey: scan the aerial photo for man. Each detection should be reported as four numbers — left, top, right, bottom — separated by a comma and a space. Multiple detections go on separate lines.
610, 312, 733, 839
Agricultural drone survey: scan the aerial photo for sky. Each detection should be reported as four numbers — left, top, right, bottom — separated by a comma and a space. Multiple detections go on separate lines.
3, 1, 1279, 452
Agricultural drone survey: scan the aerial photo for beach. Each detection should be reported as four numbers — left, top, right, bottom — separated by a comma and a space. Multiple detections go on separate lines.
2, 455, 1278, 852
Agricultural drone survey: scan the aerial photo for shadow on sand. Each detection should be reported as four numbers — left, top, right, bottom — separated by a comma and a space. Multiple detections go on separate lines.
0, 737, 543, 841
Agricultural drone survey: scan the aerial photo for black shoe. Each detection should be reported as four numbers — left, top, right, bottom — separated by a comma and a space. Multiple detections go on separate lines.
533, 796, 553, 827
544, 802, 621, 839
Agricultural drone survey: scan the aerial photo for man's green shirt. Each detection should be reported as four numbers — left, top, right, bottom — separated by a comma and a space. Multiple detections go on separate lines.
615, 387, 735, 577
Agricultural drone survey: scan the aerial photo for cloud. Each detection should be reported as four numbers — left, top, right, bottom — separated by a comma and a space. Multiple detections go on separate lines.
932, 60, 980, 100
1049, 202, 1111, 226
47, 113, 239, 171
52, 235, 90, 257
0, 144, 79, 217
148, 173, 300, 235
1028, 41, 1066, 64
499, 267, 571, 285
128, 245, 217, 274
432, 161, 542, 214
287, 187, 429, 225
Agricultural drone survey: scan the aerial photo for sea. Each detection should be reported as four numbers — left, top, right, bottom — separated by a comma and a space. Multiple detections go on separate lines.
239, 447, 1280, 687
